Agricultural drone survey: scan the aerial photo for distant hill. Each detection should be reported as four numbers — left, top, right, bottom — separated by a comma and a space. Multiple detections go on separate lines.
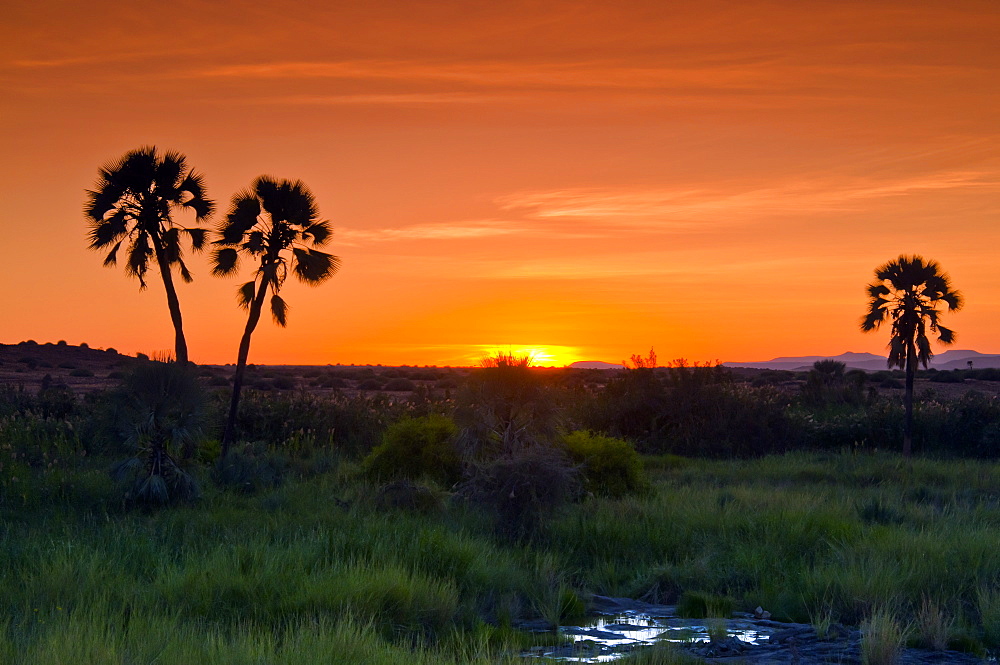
569, 361, 623, 370
724, 350, 1000, 371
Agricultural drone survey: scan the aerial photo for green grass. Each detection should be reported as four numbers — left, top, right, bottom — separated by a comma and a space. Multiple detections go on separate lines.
4, 449, 1000, 661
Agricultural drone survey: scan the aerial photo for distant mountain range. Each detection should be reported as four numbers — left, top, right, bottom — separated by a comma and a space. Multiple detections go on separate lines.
723, 350, 1000, 371
569, 361, 625, 370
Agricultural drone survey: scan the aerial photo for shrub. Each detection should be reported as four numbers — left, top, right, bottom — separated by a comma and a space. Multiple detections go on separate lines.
383, 377, 416, 391
357, 378, 384, 390
57, 362, 76, 369
232, 391, 397, 455
363, 414, 460, 486
454, 353, 559, 458
559, 430, 647, 497
319, 376, 346, 389
456, 444, 580, 539
108, 362, 207, 505
69, 368, 94, 377
272, 376, 297, 390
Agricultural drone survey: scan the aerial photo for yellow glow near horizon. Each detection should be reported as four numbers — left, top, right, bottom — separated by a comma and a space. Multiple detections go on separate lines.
470, 345, 582, 367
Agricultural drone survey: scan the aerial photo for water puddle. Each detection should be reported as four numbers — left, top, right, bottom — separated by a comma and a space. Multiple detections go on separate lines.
522, 610, 768, 662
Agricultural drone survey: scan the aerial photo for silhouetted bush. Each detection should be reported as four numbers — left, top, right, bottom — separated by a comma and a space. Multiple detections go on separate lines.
69, 368, 94, 377
232, 390, 400, 455
272, 376, 297, 390
559, 430, 646, 497
36, 378, 75, 420
383, 377, 416, 391
585, 362, 793, 457
363, 414, 461, 486
455, 353, 559, 458
456, 444, 580, 539
357, 378, 384, 390
929, 370, 964, 383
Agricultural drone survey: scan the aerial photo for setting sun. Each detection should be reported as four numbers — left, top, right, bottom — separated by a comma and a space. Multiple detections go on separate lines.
472, 345, 584, 368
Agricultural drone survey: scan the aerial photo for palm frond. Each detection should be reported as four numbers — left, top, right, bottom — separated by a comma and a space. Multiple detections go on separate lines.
937, 324, 957, 345
178, 171, 214, 219
302, 220, 332, 246
177, 256, 193, 283
103, 240, 123, 266
184, 227, 207, 250
237, 281, 257, 310
126, 234, 152, 288
87, 209, 129, 248
270, 293, 289, 327
245, 231, 265, 253
212, 248, 240, 276
219, 193, 261, 244
292, 248, 339, 283
887, 337, 906, 369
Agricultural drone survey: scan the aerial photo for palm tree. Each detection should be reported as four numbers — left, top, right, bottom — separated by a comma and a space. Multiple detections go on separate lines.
85, 147, 213, 364
861, 255, 963, 456
212, 176, 339, 457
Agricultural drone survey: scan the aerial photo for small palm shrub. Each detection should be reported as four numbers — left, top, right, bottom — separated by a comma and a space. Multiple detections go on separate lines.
363, 414, 461, 486
559, 430, 646, 497
108, 361, 207, 505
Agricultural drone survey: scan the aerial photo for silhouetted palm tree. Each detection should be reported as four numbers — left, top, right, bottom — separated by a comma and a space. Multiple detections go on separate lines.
213, 176, 339, 456
861, 255, 963, 456
85, 147, 213, 364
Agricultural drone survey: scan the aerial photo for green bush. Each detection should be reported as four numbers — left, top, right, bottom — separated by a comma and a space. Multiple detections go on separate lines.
363, 414, 460, 485
559, 430, 647, 497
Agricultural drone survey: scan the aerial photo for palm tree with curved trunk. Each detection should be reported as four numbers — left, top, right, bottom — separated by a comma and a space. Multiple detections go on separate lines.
213, 176, 339, 457
861, 255, 963, 456
85, 147, 213, 364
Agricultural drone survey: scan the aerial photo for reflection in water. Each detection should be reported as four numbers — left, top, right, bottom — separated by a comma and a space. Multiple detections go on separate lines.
525, 612, 766, 662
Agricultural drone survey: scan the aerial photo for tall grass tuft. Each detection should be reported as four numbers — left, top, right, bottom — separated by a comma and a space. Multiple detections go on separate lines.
915, 596, 952, 651
861, 607, 906, 665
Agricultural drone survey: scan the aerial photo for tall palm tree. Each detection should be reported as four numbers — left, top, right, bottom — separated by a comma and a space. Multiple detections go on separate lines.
861, 255, 963, 456
213, 176, 339, 456
85, 147, 213, 364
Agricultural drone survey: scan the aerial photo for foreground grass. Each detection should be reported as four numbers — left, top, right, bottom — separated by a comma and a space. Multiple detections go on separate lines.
3, 451, 1000, 662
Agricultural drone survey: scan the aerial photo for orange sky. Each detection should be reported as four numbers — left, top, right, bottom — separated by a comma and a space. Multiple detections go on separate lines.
2, 1, 998, 366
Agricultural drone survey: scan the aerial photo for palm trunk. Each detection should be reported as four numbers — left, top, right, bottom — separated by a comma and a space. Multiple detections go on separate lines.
903, 340, 915, 458
220, 279, 269, 459
153, 243, 189, 364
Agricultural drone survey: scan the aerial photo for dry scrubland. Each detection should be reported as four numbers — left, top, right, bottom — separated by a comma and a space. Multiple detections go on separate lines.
2, 343, 1000, 663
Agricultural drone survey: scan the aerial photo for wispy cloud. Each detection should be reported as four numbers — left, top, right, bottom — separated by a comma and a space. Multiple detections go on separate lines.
241, 92, 511, 106
195, 58, 971, 94
497, 171, 1000, 228
336, 219, 602, 246
338, 220, 522, 244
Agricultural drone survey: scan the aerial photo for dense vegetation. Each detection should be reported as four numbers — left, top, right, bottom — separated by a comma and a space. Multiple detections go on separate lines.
1, 356, 999, 663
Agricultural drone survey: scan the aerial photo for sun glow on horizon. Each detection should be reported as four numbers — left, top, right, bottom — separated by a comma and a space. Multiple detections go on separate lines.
471, 344, 582, 368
